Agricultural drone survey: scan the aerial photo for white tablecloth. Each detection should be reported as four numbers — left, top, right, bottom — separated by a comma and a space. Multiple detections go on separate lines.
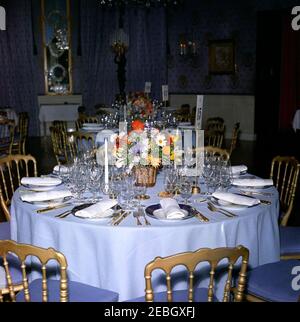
10, 174, 280, 301
39, 104, 80, 136
292, 110, 300, 132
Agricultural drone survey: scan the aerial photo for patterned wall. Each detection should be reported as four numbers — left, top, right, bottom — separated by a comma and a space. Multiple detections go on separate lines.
167, 0, 257, 94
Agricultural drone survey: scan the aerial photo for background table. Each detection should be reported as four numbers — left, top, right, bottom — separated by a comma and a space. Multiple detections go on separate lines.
10, 175, 280, 301
39, 104, 80, 136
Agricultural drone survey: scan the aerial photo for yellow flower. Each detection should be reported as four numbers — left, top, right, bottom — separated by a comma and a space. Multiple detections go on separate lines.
162, 146, 171, 156
148, 155, 161, 168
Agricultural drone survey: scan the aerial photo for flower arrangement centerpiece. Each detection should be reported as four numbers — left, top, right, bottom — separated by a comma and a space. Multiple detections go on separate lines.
112, 120, 172, 187
127, 92, 154, 120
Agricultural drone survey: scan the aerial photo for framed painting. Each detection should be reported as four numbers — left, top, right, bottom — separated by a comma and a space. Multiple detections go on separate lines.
209, 40, 235, 74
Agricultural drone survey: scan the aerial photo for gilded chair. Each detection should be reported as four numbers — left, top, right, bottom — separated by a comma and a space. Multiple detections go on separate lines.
270, 156, 299, 227
175, 104, 191, 123
11, 112, 29, 155
67, 132, 95, 156
206, 117, 225, 130
0, 120, 16, 156
245, 257, 300, 302
128, 246, 249, 302
50, 127, 70, 165
269, 157, 300, 260
0, 154, 37, 222
0, 240, 119, 302
205, 129, 225, 148
204, 118, 225, 148
228, 123, 240, 156
75, 117, 99, 131
197, 146, 230, 162
52, 120, 67, 133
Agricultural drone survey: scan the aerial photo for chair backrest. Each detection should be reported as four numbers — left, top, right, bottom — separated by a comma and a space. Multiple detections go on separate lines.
0, 120, 15, 154
270, 156, 300, 226
199, 146, 230, 161
76, 117, 99, 131
0, 155, 37, 221
50, 127, 71, 165
0, 240, 68, 302
144, 246, 249, 302
206, 117, 225, 132
72, 132, 95, 153
228, 123, 240, 156
205, 129, 225, 148
52, 121, 67, 133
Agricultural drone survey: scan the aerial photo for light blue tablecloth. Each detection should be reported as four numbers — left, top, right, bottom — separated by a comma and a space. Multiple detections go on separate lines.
10, 174, 280, 301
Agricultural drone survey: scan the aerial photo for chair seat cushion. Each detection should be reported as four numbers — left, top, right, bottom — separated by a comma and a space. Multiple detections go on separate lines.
16, 279, 119, 302
126, 288, 218, 302
280, 226, 300, 255
0, 222, 10, 240
0, 254, 24, 289
247, 260, 300, 302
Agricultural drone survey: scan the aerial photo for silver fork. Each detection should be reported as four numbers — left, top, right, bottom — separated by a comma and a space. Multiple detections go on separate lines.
207, 202, 238, 218
138, 207, 151, 226
133, 211, 143, 226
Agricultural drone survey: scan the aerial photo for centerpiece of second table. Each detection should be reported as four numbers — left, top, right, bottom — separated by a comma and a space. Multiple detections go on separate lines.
113, 120, 172, 187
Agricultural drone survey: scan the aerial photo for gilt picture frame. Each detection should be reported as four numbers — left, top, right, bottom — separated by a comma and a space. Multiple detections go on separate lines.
209, 39, 235, 74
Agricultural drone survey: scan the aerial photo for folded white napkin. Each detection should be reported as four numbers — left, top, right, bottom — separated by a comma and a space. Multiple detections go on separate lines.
213, 192, 260, 207
53, 165, 69, 174
20, 190, 72, 203
75, 200, 118, 219
21, 177, 62, 187
232, 178, 273, 187
159, 198, 187, 219
231, 165, 248, 175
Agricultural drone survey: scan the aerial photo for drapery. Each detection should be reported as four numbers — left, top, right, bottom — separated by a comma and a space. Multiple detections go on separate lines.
279, 14, 300, 130
125, 7, 167, 100
0, 0, 40, 136
80, 1, 118, 113
80, 1, 168, 111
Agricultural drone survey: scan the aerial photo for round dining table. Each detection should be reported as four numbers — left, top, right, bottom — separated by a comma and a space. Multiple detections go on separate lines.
10, 173, 280, 301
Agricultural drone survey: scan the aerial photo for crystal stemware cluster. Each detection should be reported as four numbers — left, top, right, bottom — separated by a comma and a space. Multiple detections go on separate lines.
202, 154, 233, 195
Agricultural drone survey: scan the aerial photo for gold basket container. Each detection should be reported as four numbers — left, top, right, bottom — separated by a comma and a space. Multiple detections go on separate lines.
134, 166, 157, 188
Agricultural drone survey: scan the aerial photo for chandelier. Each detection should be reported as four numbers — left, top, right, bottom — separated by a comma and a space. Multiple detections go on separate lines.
99, 0, 184, 8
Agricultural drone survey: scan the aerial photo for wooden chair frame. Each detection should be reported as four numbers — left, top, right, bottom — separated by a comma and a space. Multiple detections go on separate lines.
196, 146, 230, 162
144, 246, 249, 302
0, 155, 37, 221
270, 156, 300, 226
0, 240, 68, 302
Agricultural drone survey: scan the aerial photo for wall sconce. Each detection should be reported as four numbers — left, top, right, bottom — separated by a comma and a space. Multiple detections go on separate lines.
179, 33, 197, 66
179, 40, 197, 56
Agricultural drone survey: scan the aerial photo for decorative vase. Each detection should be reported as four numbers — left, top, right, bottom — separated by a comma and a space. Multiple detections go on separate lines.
134, 166, 157, 188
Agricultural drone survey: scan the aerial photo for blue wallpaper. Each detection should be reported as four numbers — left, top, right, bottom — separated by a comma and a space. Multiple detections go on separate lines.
167, 0, 257, 94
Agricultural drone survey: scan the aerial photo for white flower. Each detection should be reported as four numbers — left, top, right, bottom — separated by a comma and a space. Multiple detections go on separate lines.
155, 133, 167, 147
133, 156, 140, 164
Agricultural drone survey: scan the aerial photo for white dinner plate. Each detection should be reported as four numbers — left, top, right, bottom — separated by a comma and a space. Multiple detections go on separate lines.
210, 197, 253, 211
22, 184, 63, 192
231, 184, 273, 190
24, 198, 69, 207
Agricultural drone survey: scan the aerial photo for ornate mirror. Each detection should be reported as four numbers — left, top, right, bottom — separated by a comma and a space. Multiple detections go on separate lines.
41, 0, 72, 95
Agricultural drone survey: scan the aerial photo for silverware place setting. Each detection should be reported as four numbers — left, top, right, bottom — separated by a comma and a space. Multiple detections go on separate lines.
55, 203, 94, 219
190, 207, 210, 222
207, 202, 238, 218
